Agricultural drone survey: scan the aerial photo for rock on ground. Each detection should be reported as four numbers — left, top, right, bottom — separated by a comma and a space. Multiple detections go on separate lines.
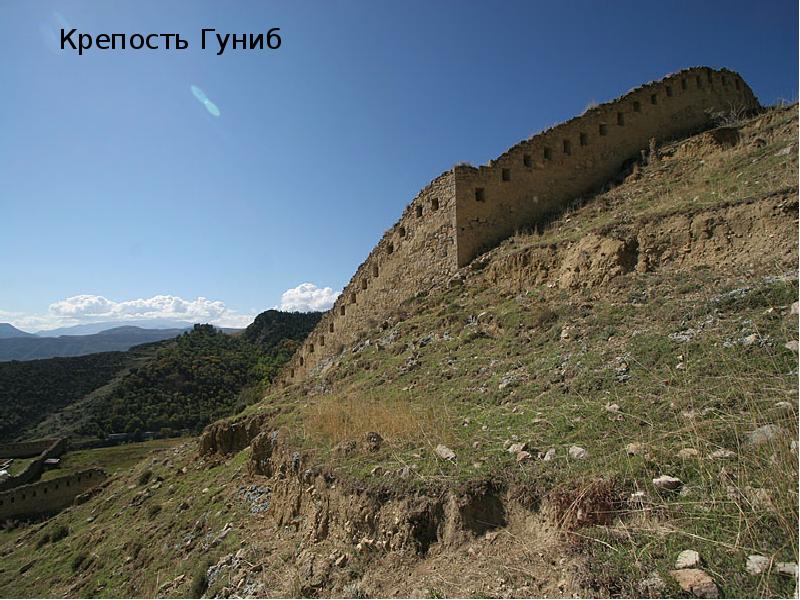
568, 446, 587, 460
747, 424, 783, 445
434, 444, 456, 461
669, 568, 719, 598
676, 549, 701, 569
626, 442, 644, 456
638, 572, 665, 594
653, 475, 683, 491
709, 449, 736, 459
746, 555, 770, 576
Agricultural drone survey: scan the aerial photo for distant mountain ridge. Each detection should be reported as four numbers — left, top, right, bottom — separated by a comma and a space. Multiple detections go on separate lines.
0, 323, 38, 339
0, 326, 186, 361
35, 319, 201, 337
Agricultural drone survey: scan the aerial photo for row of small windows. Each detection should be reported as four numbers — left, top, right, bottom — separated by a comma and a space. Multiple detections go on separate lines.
294, 71, 747, 372
414, 197, 439, 218
513, 73, 743, 173
0, 476, 85, 505
297, 222, 400, 366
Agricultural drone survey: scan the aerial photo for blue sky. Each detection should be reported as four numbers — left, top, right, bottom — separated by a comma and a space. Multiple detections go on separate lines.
0, 0, 797, 331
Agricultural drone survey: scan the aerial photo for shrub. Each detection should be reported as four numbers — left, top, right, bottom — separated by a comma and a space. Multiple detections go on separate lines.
36, 523, 69, 548
50, 524, 69, 543
71, 551, 89, 572
187, 559, 211, 598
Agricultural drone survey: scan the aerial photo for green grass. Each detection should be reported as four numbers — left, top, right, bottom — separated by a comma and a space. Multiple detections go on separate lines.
248, 105, 798, 597
40, 439, 184, 481
5, 456, 36, 477
0, 442, 248, 598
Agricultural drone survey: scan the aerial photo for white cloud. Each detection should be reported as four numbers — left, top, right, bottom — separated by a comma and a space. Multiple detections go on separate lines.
4, 294, 255, 332
279, 283, 340, 312
49, 294, 228, 321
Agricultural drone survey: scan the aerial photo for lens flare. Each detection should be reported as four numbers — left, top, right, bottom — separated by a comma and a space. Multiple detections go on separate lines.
190, 85, 221, 117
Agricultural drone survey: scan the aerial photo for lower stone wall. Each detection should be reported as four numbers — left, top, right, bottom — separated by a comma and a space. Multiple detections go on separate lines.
0, 468, 106, 521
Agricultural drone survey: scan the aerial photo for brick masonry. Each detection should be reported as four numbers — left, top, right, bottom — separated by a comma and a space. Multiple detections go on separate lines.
282, 67, 758, 385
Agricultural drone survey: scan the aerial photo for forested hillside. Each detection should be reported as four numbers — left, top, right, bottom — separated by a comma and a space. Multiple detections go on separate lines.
0, 350, 139, 442
0, 311, 322, 442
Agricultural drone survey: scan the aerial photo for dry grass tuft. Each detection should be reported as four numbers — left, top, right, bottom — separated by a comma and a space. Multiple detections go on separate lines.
302, 393, 455, 449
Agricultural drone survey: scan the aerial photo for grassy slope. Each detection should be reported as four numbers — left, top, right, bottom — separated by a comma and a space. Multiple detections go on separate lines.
0, 106, 796, 599
256, 105, 799, 597
39, 439, 183, 482
0, 442, 248, 598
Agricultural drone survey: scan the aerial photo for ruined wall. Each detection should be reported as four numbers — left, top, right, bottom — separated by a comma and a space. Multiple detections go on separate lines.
0, 468, 105, 520
0, 438, 61, 459
281, 67, 758, 386
0, 439, 67, 492
284, 171, 458, 382
454, 67, 758, 266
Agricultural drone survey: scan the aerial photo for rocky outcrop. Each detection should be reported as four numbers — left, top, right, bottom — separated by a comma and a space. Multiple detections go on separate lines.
486, 190, 798, 293
198, 413, 272, 457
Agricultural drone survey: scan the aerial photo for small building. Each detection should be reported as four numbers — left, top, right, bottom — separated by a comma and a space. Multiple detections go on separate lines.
43, 458, 61, 469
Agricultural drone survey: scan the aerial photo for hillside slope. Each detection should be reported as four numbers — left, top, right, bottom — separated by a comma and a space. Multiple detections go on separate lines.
0, 105, 796, 599
0, 349, 141, 443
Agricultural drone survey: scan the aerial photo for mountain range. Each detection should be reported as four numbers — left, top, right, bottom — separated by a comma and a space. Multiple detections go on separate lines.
33, 319, 206, 337
0, 326, 188, 361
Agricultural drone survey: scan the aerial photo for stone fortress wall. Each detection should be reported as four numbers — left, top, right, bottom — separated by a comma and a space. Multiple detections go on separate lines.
285, 170, 460, 382
0, 468, 106, 521
453, 67, 758, 266
282, 67, 758, 384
